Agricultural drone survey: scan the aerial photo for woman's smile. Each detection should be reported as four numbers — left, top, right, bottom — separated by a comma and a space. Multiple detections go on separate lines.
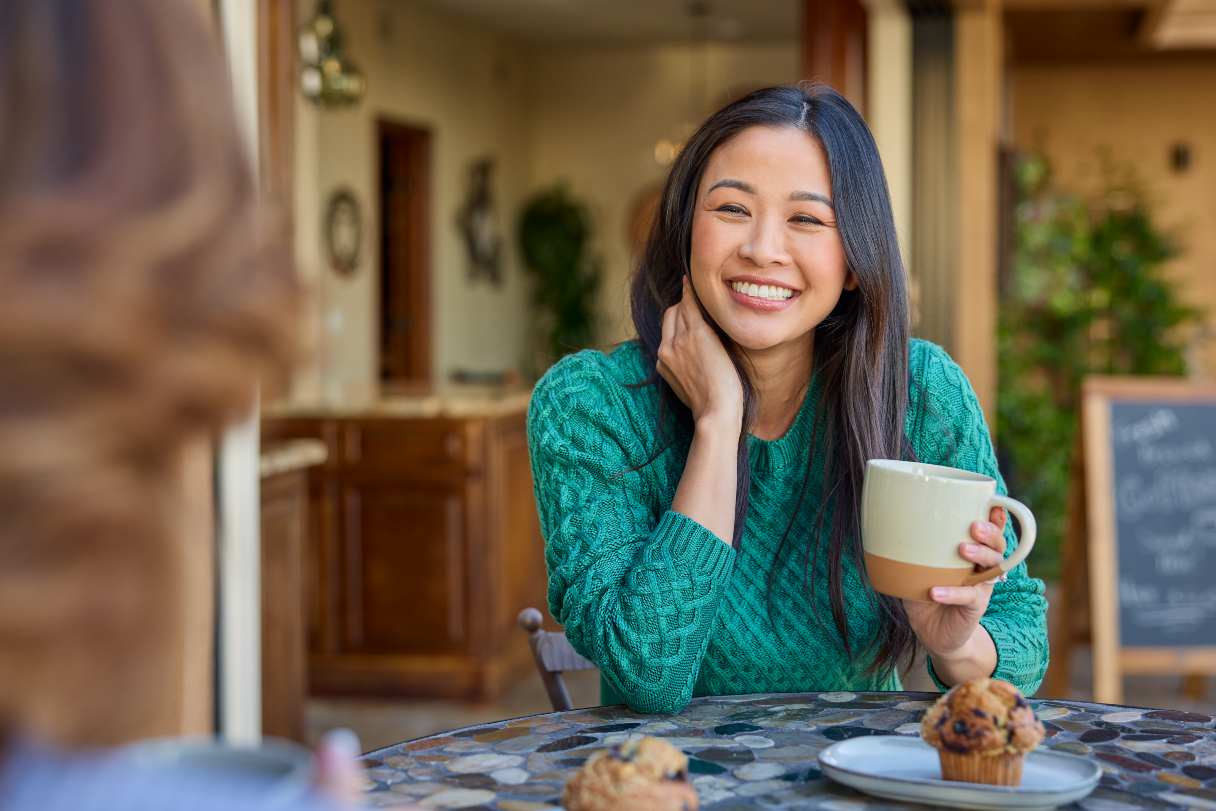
725, 275, 802, 312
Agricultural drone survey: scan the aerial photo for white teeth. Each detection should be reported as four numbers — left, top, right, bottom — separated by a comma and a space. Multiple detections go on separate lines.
730, 281, 794, 301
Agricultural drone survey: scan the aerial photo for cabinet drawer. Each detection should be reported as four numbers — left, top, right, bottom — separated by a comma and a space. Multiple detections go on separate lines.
342, 419, 482, 474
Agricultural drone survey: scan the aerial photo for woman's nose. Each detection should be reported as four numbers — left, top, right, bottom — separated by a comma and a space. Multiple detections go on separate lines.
738, 217, 791, 267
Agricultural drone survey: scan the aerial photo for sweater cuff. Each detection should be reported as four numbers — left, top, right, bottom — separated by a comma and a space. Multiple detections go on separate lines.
656, 510, 736, 583
925, 623, 999, 693
981, 615, 1046, 695
925, 618, 1041, 695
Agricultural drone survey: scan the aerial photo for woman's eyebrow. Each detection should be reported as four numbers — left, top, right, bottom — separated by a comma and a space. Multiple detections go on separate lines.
707, 178, 754, 194
790, 190, 834, 208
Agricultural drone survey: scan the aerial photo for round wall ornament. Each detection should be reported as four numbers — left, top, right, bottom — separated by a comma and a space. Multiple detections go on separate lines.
324, 187, 362, 276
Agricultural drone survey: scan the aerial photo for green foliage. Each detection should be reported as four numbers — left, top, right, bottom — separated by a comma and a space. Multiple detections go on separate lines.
997, 153, 1203, 581
517, 184, 602, 370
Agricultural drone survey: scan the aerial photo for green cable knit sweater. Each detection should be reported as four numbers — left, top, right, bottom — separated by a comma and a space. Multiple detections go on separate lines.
527, 338, 1048, 714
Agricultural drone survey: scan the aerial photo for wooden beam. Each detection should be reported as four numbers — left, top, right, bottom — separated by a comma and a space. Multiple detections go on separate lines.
953, 0, 1003, 426
802, 0, 869, 112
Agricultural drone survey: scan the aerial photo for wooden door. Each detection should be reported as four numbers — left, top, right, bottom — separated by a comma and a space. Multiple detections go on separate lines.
378, 120, 432, 383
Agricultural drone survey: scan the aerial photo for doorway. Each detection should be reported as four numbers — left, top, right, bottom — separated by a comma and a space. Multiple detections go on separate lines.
378, 119, 432, 383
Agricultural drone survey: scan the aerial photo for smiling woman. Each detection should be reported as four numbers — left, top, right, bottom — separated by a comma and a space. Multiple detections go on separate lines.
526, 84, 1048, 715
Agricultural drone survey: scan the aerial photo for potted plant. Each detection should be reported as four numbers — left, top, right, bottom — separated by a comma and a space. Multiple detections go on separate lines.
517, 184, 602, 371
997, 153, 1205, 580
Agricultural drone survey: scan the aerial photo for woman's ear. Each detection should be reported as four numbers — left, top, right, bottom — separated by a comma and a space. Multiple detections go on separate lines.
844, 271, 859, 292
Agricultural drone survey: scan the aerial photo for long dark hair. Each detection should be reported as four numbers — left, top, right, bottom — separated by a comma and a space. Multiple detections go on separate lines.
629, 83, 917, 679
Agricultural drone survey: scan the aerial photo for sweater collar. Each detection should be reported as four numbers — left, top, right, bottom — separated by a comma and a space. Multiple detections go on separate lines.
746, 369, 821, 474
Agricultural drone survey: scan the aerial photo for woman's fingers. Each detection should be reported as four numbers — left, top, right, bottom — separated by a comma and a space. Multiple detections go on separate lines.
959, 541, 1004, 569
678, 276, 696, 329
989, 506, 1007, 529
969, 519, 1007, 555
657, 358, 690, 406
660, 303, 678, 353
929, 585, 984, 606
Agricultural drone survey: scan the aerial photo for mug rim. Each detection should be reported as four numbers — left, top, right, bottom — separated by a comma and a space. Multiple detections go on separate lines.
866, 458, 993, 486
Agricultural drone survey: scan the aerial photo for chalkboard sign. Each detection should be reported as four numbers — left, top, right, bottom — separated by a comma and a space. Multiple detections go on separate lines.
1045, 377, 1216, 704
1110, 400, 1216, 647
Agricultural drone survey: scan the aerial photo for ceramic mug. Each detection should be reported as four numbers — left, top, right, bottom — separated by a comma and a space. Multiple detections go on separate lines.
860, 459, 1036, 602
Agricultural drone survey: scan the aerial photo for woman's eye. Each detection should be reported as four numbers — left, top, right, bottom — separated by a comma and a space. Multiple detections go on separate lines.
716, 204, 748, 216
791, 215, 823, 226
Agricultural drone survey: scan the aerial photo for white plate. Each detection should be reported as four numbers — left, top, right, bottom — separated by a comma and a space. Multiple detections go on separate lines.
818, 736, 1101, 811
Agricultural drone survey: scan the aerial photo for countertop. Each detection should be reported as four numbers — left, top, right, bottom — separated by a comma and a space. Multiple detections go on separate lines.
259, 438, 328, 478
262, 384, 532, 420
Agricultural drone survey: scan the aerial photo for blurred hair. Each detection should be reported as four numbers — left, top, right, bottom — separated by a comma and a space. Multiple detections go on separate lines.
0, 0, 298, 745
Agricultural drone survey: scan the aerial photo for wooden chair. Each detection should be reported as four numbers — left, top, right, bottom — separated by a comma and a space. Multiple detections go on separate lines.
517, 607, 597, 711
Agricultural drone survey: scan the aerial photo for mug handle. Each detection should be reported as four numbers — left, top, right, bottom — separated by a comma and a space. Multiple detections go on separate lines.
963, 495, 1036, 586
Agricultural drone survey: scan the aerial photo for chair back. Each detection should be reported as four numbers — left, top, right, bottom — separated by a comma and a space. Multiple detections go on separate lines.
517, 607, 596, 712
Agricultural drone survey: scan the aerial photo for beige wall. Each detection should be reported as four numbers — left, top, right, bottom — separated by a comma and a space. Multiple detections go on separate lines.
292, 0, 797, 393
1011, 58, 1216, 379
295, 0, 531, 400
525, 42, 800, 344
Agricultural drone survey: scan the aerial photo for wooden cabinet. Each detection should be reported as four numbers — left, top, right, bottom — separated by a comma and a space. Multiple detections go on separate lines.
260, 464, 310, 741
263, 409, 546, 699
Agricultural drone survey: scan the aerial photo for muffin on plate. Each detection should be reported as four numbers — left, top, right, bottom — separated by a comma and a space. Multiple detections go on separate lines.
920, 677, 1045, 786
562, 736, 699, 811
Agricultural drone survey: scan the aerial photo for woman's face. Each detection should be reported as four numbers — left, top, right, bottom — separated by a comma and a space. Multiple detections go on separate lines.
689, 125, 856, 354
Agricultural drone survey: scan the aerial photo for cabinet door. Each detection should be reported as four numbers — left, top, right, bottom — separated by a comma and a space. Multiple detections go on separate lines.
260, 471, 308, 742
339, 480, 471, 655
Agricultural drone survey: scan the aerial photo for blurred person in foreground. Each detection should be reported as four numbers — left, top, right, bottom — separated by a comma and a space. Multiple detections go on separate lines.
0, 1, 417, 808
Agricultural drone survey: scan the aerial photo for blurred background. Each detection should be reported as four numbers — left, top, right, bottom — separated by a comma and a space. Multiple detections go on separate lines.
195, 0, 1215, 752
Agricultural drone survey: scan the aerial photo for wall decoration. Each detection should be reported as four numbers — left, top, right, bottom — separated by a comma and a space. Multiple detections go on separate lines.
299, 0, 366, 107
324, 187, 362, 276
456, 157, 503, 286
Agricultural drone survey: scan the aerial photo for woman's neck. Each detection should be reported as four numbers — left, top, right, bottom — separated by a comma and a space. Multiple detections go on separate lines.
742, 337, 814, 441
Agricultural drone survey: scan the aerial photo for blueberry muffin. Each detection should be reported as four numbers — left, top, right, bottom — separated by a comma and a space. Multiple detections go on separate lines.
920, 677, 1045, 785
562, 736, 699, 811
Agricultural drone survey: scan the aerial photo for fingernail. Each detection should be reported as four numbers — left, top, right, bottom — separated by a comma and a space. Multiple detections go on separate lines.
322, 728, 361, 760
931, 588, 947, 600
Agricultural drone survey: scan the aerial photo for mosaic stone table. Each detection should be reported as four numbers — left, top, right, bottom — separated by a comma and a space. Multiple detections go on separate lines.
360, 691, 1216, 809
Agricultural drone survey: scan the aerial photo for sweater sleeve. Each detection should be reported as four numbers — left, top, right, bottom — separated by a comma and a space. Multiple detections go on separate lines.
908, 341, 1051, 696
527, 352, 737, 714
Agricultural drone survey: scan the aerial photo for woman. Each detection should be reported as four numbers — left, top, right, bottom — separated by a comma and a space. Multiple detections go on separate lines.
0, 1, 414, 808
528, 84, 1048, 714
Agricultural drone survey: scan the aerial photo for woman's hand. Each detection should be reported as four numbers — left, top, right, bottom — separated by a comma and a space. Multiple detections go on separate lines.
903, 506, 1007, 683
656, 276, 742, 428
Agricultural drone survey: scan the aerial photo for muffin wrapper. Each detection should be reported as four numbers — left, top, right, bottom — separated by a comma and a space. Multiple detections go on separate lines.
937, 750, 1024, 786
